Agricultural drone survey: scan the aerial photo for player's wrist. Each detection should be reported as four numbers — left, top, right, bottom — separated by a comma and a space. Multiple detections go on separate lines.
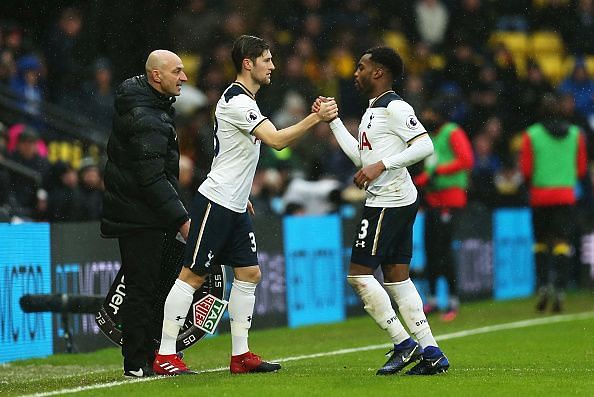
329, 117, 342, 129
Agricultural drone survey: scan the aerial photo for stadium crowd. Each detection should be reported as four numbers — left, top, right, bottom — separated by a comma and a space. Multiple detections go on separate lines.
1, 0, 594, 222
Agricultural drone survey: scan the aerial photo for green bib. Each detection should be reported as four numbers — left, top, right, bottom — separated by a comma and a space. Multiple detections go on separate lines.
427, 122, 469, 191
527, 123, 579, 188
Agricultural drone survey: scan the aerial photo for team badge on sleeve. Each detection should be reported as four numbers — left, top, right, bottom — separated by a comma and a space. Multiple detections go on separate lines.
246, 109, 260, 123
406, 115, 420, 130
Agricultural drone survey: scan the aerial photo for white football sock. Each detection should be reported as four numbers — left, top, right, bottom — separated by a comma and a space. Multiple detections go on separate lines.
347, 275, 409, 344
384, 278, 438, 349
159, 279, 195, 355
229, 279, 257, 356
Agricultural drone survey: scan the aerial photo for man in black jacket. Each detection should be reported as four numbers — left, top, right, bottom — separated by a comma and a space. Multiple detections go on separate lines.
101, 49, 190, 377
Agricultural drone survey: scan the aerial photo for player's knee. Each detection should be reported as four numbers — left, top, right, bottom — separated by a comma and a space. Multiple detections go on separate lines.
347, 274, 369, 294
234, 266, 261, 284
179, 266, 207, 289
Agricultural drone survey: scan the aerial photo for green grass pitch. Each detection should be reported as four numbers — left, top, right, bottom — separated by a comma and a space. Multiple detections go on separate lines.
1, 292, 593, 397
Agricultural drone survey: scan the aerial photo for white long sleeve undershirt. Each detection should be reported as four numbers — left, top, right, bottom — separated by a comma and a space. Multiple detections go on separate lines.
381, 134, 433, 170
329, 118, 362, 168
329, 118, 433, 170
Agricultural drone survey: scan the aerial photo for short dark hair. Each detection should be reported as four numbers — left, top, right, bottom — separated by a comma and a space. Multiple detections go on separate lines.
231, 35, 270, 73
363, 46, 404, 80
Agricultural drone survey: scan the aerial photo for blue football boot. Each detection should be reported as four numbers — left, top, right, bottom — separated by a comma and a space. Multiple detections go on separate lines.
376, 337, 423, 375
406, 346, 449, 375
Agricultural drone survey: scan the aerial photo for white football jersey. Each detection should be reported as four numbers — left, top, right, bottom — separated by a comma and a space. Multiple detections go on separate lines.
358, 91, 427, 207
198, 82, 267, 212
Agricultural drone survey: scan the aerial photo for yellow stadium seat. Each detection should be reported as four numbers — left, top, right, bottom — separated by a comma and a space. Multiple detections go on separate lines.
489, 31, 528, 57
534, 54, 565, 86
585, 56, 594, 78
529, 30, 565, 57
179, 53, 201, 84
383, 31, 409, 61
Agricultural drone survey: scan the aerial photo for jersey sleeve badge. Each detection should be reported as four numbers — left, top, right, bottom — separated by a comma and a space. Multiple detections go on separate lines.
406, 115, 420, 130
246, 109, 260, 123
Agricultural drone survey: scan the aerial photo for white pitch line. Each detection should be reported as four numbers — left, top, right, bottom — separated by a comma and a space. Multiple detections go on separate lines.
21, 311, 594, 397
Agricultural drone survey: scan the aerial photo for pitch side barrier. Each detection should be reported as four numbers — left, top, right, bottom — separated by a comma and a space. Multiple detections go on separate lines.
1, 206, 592, 362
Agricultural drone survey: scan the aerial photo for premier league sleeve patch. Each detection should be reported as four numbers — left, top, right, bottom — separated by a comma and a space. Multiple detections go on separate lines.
406, 115, 420, 130
246, 109, 260, 123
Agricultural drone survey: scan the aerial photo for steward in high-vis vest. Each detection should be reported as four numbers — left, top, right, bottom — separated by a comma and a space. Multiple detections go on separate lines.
415, 100, 474, 321
519, 106, 588, 313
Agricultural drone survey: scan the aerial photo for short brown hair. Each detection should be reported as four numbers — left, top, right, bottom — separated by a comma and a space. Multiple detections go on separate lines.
231, 35, 270, 73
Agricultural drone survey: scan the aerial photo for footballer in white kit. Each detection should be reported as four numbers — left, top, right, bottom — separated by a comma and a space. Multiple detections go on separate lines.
324, 46, 449, 376
154, 35, 338, 376
184, 82, 266, 275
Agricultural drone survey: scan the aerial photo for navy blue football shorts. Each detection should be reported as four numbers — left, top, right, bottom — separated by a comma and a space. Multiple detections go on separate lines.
183, 192, 258, 276
350, 199, 419, 268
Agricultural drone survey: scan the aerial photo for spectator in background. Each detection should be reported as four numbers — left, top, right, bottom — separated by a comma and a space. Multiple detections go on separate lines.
46, 161, 82, 222
567, 0, 594, 55
2, 23, 27, 59
415, 98, 474, 321
0, 48, 17, 86
7, 127, 50, 220
44, 7, 90, 106
469, 132, 501, 207
494, 0, 530, 31
10, 55, 44, 117
259, 54, 316, 116
81, 58, 115, 129
558, 59, 594, 126
78, 158, 103, 221
516, 60, 555, 129
177, 154, 195, 208
169, 0, 221, 55
468, 63, 505, 134
414, 0, 449, 49
446, 0, 491, 52
442, 40, 481, 97
519, 94, 588, 313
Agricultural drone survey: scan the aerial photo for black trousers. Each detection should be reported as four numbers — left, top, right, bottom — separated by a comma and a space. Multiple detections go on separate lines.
118, 229, 166, 370
424, 207, 460, 296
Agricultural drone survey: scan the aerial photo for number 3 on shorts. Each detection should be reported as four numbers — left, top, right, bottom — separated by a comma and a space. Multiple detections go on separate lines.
358, 219, 369, 240
249, 232, 257, 252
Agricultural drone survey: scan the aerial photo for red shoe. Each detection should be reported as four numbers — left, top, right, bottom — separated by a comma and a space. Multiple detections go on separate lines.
441, 309, 458, 322
230, 352, 281, 374
153, 353, 197, 376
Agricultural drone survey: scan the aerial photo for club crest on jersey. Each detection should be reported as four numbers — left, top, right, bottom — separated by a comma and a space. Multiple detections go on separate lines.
359, 131, 373, 150
246, 109, 259, 123
406, 115, 420, 130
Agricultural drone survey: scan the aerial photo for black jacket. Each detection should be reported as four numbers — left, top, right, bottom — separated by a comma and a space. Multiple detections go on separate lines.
101, 75, 188, 237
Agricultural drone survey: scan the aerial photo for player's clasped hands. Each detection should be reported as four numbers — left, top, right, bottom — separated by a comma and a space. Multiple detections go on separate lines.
312, 96, 338, 121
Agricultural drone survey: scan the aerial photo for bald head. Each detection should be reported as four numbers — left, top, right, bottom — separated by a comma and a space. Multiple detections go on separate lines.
145, 49, 187, 96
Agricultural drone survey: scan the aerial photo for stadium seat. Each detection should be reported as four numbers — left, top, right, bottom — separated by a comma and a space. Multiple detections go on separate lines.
383, 31, 409, 61
534, 54, 565, 85
489, 31, 528, 58
179, 53, 201, 85
529, 31, 565, 58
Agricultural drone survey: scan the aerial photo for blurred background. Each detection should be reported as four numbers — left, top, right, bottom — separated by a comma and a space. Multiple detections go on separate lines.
0, 0, 593, 362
